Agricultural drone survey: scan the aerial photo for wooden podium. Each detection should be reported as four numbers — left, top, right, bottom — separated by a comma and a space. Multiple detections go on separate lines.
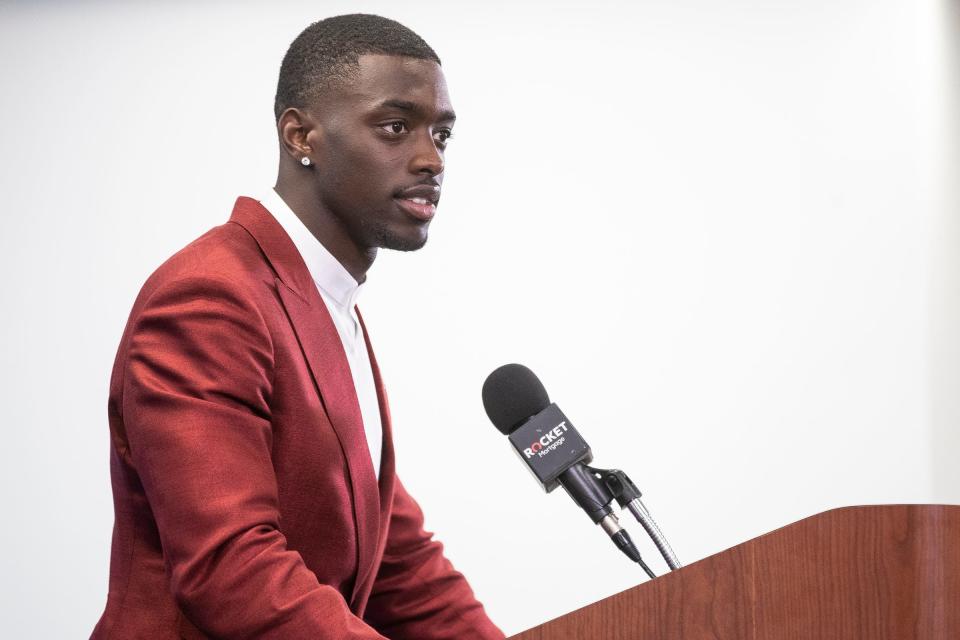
509, 505, 959, 639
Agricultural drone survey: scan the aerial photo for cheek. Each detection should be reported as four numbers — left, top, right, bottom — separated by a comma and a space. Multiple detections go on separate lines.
328, 145, 397, 195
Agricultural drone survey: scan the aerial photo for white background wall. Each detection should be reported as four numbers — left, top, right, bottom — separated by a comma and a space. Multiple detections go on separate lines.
0, 1, 956, 636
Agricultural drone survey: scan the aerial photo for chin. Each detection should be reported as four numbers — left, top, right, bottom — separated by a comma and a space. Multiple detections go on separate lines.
384, 234, 428, 252
376, 225, 429, 252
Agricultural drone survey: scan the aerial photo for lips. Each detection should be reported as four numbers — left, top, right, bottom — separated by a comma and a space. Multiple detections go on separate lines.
395, 183, 440, 222
395, 196, 437, 221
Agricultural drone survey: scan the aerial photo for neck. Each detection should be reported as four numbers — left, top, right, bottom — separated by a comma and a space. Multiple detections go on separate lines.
273, 176, 376, 284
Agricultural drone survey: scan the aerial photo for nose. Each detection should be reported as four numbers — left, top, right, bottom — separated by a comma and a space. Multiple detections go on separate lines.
410, 130, 444, 176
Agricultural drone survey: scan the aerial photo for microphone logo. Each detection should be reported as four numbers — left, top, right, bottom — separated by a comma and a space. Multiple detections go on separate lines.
523, 421, 570, 458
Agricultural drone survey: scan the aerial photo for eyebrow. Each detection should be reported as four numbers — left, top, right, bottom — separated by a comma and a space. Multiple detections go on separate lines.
376, 98, 457, 123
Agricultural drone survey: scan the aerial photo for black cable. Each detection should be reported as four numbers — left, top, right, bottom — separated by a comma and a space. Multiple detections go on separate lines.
610, 527, 657, 579
637, 557, 657, 580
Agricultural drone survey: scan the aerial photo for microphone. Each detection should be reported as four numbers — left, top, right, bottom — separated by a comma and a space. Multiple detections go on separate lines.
482, 363, 655, 576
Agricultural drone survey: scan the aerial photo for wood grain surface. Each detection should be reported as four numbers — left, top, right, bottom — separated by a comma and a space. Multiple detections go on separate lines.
509, 505, 959, 640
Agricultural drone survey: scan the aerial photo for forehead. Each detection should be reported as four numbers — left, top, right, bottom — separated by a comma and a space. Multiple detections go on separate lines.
332, 54, 452, 117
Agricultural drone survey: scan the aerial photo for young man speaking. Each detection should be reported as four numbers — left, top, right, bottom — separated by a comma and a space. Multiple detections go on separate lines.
92, 14, 505, 639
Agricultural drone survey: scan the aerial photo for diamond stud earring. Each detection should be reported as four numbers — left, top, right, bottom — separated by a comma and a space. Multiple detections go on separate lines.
301, 157, 312, 167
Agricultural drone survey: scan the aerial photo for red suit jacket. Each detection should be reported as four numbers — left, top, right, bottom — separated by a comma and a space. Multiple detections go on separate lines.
92, 197, 504, 639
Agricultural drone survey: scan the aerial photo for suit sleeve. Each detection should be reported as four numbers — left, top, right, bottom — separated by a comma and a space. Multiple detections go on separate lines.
122, 274, 387, 639
363, 478, 505, 640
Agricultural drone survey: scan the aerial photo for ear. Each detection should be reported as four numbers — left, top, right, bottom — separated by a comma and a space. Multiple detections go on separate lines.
277, 107, 320, 166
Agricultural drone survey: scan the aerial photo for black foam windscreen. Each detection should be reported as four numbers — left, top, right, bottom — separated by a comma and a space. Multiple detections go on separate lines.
481, 363, 551, 435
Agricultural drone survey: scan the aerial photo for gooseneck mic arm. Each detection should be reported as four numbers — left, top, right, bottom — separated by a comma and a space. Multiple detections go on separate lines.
627, 498, 681, 572
590, 467, 682, 571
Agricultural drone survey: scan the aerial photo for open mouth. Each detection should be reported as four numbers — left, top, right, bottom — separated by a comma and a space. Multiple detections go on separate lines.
394, 196, 437, 221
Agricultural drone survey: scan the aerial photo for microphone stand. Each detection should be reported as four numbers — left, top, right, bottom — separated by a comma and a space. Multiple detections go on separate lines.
589, 467, 682, 571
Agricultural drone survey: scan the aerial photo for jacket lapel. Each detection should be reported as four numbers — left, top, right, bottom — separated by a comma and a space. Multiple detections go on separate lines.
228, 197, 380, 605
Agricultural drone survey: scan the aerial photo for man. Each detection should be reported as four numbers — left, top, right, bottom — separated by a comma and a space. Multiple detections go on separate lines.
92, 14, 505, 639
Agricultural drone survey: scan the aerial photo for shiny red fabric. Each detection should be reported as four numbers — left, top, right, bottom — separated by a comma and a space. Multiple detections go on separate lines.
91, 197, 504, 639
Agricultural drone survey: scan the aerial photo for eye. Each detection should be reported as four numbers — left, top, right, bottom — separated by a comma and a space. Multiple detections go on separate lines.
380, 121, 408, 135
433, 128, 454, 146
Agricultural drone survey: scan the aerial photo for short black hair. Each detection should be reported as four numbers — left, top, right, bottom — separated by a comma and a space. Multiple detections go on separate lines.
274, 13, 441, 121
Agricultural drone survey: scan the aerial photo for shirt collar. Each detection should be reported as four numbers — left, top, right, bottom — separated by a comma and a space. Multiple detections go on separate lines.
259, 188, 363, 310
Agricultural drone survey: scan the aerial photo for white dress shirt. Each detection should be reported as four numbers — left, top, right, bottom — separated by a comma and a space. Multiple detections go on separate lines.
259, 188, 382, 478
